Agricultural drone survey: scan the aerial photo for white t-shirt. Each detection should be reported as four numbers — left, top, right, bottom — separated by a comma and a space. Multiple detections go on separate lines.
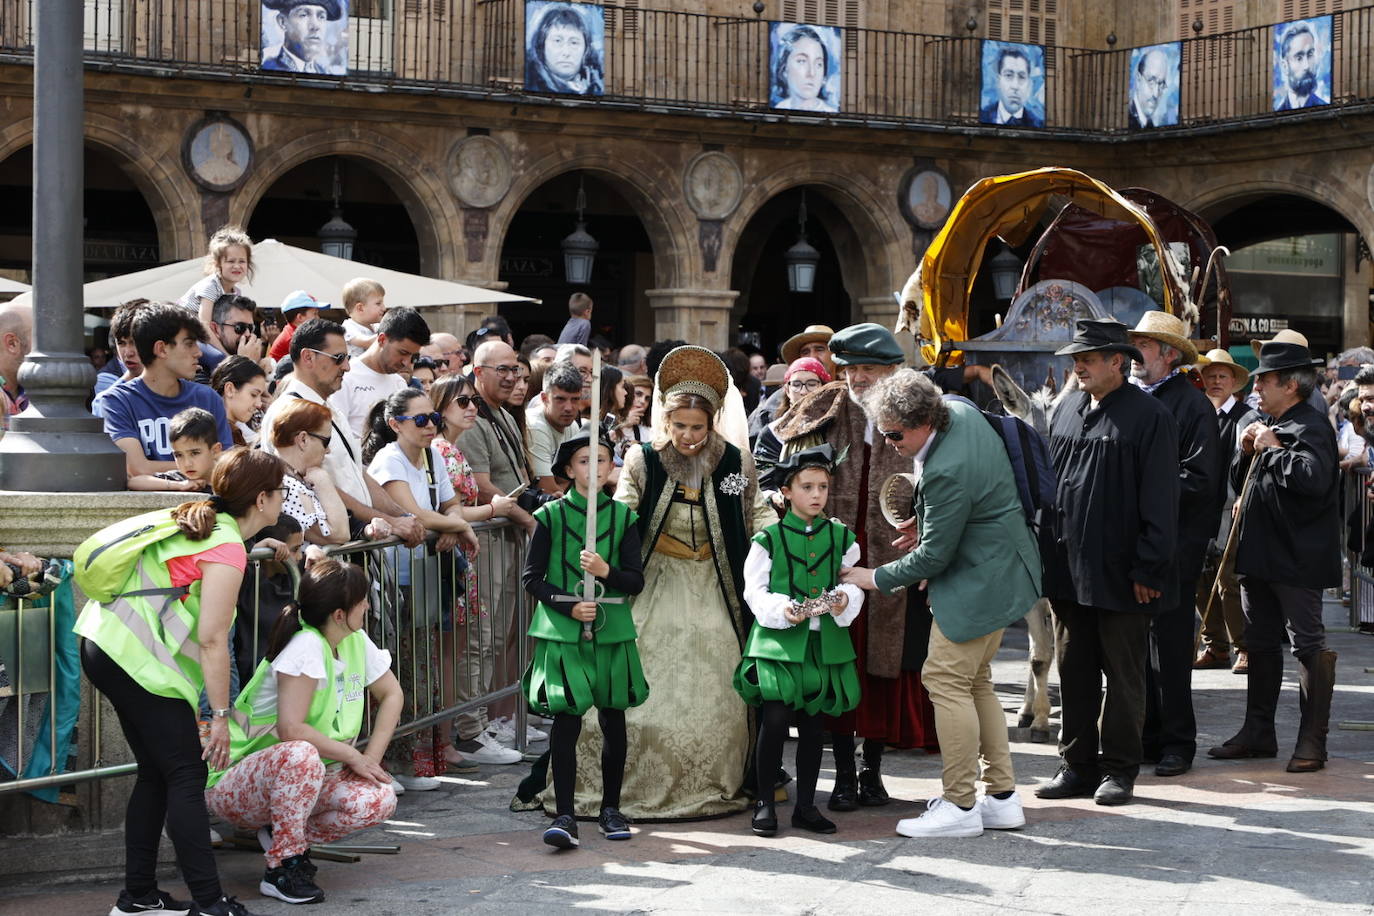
527, 408, 576, 477
178, 275, 226, 313
367, 441, 456, 513
260, 380, 370, 507
250, 629, 391, 720
330, 360, 408, 440
342, 318, 377, 358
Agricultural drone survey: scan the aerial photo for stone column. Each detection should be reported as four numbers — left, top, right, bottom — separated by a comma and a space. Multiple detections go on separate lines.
645, 288, 740, 351
0, 0, 124, 491
1343, 234, 1369, 351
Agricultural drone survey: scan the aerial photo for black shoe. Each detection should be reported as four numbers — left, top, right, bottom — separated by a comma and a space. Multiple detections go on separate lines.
1034, 765, 1099, 799
791, 805, 837, 834
260, 855, 325, 905
598, 807, 632, 840
543, 814, 580, 849
857, 767, 890, 806
827, 773, 858, 812
1154, 754, 1191, 777
193, 896, 262, 916
111, 888, 192, 915
751, 799, 778, 837
1094, 775, 1134, 806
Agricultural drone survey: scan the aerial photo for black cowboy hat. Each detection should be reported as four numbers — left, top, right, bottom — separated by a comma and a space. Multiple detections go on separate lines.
1054, 318, 1144, 364
263, 0, 344, 19
1254, 340, 1323, 374
552, 429, 615, 482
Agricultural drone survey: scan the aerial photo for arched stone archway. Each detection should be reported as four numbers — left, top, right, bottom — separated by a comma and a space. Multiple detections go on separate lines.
1183, 173, 1374, 248
233, 130, 456, 279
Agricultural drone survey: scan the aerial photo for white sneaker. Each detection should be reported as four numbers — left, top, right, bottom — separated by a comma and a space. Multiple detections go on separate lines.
486, 716, 548, 745
977, 791, 1026, 830
462, 730, 524, 764
895, 797, 985, 838
391, 776, 406, 795
393, 774, 441, 791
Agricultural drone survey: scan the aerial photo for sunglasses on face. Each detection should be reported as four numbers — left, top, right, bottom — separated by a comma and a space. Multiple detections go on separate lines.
305, 431, 332, 449
227, 322, 260, 336
304, 347, 350, 366
396, 411, 444, 428
448, 395, 478, 409
879, 428, 905, 441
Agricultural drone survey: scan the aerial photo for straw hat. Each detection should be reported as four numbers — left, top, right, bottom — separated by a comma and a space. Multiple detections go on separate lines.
1129, 311, 1198, 366
781, 324, 835, 364
656, 345, 730, 411
1196, 348, 1250, 393
1249, 327, 1308, 358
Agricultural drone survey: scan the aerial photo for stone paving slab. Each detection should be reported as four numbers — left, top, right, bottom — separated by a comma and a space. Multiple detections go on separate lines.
5, 600, 1374, 915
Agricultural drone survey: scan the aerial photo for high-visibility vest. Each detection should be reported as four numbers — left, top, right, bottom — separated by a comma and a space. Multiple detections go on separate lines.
206, 624, 369, 789
74, 514, 243, 710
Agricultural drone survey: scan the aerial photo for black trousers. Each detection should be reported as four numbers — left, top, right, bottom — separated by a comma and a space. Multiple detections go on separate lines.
1143, 547, 1206, 762
1239, 577, 1327, 659
81, 640, 223, 906
1051, 601, 1151, 779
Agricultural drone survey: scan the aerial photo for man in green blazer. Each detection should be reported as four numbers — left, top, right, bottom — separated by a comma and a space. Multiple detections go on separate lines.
843, 369, 1041, 838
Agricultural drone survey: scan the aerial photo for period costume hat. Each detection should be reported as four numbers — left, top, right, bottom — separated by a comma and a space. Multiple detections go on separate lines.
1054, 317, 1144, 364
1129, 310, 1199, 366
1254, 341, 1323, 374
828, 323, 905, 367
781, 324, 835, 364
655, 345, 730, 411
280, 290, 327, 313
1250, 327, 1309, 358
771, 443, 843, 488
1196, 348, 1251, 393
262, 0, 344, 19
551, 430, 615, 482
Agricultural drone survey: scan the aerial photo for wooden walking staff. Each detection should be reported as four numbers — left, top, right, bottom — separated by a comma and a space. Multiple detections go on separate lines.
1197, 452, 1262, 653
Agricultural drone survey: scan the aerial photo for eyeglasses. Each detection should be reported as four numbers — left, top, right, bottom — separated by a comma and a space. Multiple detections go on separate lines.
478, 364, 520, 377
878, 429, 906, 441
448, 395, 478, 409
396, 411, 444, 428
305, 431, 332, 449
787, 379, 823, 392
304, 347, 350, 366
227, 322, 259, 336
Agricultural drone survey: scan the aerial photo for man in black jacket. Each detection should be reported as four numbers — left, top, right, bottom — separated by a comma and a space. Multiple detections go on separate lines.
1128, 312, 1219, 778
1209, 340, 1340, 773
1035, 319, 1179, 806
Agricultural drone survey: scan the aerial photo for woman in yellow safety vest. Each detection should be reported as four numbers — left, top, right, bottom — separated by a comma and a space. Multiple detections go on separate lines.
76, 447, 287, 916
205, 558, 403, 907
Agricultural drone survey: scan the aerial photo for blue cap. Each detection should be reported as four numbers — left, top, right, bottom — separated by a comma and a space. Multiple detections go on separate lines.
280, 290, 326, 314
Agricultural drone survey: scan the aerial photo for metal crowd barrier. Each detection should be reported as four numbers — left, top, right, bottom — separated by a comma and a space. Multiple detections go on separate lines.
1344, 468, 1374, 630
0, 518, 530, 797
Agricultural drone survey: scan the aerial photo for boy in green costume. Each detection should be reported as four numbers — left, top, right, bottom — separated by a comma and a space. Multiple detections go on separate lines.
734, 444, 863, 837
521, 431, 646, 849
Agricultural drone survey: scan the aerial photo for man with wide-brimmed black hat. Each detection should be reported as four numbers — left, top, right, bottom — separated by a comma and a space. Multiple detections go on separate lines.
1208, 339, 1340, 773
1034, 318, 1179, 807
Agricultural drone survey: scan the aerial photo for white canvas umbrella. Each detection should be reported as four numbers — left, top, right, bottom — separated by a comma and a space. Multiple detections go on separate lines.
7, 238, 538, 311
0, 277, 29, 294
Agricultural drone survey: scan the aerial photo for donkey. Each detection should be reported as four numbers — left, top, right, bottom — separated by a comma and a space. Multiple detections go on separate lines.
989, 363, 1077, 743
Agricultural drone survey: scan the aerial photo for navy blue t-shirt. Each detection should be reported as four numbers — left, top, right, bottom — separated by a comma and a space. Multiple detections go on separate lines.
100, 377, 233, 460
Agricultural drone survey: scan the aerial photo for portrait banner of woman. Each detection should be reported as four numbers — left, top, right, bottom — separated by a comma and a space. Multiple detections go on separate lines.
260, 0, 349, 76
979, 40, 1045, 128
525, 1, 606, 97
769, 22, 842, 113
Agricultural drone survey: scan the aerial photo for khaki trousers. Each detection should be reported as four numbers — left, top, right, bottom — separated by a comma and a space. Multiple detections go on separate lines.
455, 526, 522, 741
921, 618, 1015, 808
1197, 548, 1247, 655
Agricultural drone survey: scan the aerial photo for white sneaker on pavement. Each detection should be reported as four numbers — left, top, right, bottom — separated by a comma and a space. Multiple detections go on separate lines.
977, 791, 1026, 830
393, 774, 442, 791
462, 731, 524, 764
486, 716, 548, 746
895, 797, 985, 838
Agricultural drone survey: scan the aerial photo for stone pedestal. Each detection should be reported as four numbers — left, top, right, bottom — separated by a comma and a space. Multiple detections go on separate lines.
0, 489, 184, 557
646, 288, 740, 352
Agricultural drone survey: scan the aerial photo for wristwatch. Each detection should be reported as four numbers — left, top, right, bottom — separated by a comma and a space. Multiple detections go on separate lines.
211, 707, 232, 719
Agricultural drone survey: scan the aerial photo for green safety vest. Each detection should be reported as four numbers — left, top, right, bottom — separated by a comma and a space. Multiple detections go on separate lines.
527, 488, 638, 645
74, 514, 243, 710
743, 513, 857, 665
206, 624, 369, 789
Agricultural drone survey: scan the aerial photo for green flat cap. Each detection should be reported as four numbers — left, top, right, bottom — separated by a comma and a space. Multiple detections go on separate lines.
828, 323, 905, 367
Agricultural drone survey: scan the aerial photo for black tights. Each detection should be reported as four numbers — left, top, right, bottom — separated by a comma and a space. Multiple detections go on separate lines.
757, 702, 824, 809
550, 708, 627, 817
831, 731, 884, 776
81, 640, 223, 907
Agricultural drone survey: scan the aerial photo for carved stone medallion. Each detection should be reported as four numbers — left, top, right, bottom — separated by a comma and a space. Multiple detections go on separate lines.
684, 151, 743, 221
449, 135, 513, 209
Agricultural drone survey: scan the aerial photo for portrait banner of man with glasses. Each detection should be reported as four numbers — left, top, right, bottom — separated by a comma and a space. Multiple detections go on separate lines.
1273, 16, 1331, 112
1128, 42, 1180, 130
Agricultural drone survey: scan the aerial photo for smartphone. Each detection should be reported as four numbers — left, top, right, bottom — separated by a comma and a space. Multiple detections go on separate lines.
506, 482, 529, 499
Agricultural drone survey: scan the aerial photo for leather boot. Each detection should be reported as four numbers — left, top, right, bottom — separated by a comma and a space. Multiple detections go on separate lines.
751, 799, 778, 836
1287, 649, 1337, 773
1208, 648, 1282, 759
857, 767, 890, 806
828, 750, 858, 812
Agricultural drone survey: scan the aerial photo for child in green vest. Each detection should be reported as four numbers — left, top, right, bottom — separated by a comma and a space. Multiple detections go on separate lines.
521, 431, 647, 850
733, 444, 863, 837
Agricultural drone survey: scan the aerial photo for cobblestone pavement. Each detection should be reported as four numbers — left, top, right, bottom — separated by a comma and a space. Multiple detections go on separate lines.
6, 599, 1374, 915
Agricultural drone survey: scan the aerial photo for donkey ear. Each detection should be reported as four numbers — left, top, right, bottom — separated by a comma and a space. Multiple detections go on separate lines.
991, 364, 1031, 419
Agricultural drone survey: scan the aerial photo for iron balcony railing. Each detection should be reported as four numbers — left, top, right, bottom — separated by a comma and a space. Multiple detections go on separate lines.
2, 1, 1374, 135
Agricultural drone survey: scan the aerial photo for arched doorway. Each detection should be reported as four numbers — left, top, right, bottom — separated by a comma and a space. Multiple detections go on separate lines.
497, 170, 656, 346
731, 187, 859, 363
0, 144, 160, 282
1203, 193, 1361, 356
246, 155, 422, 280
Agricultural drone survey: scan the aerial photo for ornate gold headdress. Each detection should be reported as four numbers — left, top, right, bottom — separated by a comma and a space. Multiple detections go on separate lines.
655, 345, 730, 412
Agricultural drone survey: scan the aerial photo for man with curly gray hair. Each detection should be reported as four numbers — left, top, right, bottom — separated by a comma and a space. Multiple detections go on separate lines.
843, 368, 1041, 838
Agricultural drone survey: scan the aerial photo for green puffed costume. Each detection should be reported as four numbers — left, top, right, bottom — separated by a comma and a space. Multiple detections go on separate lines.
521, 487, 648, 717
732, 513, 861, 717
